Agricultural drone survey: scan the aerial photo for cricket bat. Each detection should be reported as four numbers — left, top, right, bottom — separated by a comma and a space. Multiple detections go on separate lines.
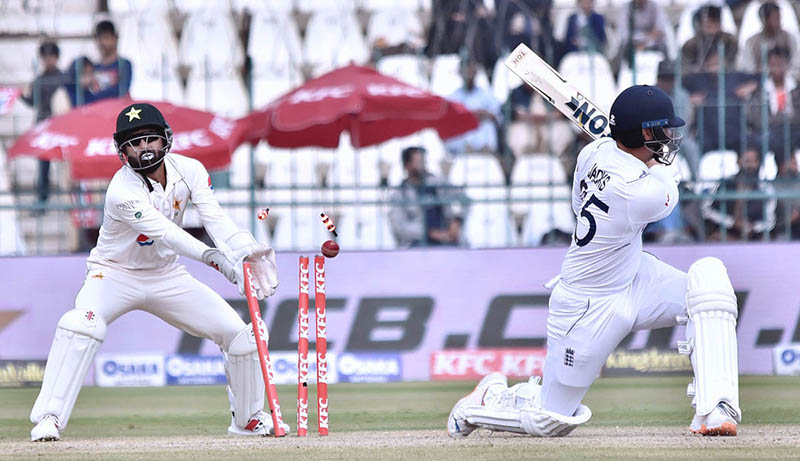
504, 43, 611, 140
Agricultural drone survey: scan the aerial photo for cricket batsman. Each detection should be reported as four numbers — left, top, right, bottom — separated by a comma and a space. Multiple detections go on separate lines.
447, 85, 741, 437
30, 103, 288, 441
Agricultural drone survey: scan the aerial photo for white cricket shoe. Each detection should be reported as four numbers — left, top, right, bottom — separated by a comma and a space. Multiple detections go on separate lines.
690, 402, 738, 436
31, 414, 60, 442
228, 410, 290, 436
447, 372, 508, 438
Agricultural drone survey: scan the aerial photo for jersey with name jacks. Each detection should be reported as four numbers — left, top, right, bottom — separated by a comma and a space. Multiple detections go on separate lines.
87, 154, 239, 271
558, 137, 680, 296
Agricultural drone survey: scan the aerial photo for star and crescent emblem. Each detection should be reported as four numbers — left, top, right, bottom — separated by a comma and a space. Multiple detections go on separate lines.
124, 106, 142, 122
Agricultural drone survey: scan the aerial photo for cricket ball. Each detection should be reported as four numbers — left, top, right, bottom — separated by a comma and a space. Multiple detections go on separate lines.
321, 240, 339, 258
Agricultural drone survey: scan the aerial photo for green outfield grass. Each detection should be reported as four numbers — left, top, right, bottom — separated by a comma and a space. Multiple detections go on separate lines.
1, 376, 799, 459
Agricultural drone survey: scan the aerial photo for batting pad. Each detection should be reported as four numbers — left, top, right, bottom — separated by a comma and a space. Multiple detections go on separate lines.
226, 325, 265, 428
30, 309, 106, 429
685, 257, 741, 419
520, 403, 592, 437
467, 378, 591, 437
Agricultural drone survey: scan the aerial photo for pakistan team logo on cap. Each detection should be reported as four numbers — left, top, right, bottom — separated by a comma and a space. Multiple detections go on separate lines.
125, 106, 142, 122
135, 211, 142, 219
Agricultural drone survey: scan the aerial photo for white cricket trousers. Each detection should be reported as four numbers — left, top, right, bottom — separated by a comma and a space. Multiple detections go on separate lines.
76, 263, 246, 351
541, 252, 688, 416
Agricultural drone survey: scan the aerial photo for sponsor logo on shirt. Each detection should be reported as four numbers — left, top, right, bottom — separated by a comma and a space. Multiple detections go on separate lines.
136, 234, 154, 246
116, 200, 138, 211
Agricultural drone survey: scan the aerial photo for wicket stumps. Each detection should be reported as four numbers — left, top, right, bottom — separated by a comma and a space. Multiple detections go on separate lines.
297, 255, 329, 436
243, 261, 286, 437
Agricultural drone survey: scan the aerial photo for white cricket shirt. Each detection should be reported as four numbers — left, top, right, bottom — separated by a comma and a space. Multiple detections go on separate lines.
87, 154, 240, 271
558, 138, 680, 296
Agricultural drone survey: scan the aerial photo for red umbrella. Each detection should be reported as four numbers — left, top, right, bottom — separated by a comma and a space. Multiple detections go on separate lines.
238, 64, 479, 148
8, 98, 246, 180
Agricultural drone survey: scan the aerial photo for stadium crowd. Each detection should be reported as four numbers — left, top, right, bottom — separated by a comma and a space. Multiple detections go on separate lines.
1, 0, 800, 254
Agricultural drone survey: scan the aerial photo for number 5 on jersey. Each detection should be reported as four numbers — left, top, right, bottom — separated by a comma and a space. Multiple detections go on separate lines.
575, 194, 609, 247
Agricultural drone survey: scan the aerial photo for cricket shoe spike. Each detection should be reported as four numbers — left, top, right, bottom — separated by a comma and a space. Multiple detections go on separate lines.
690, 402, 739, 436
228, 410, 290, 437
31, 414, 60, 442
447, 372, 508, 438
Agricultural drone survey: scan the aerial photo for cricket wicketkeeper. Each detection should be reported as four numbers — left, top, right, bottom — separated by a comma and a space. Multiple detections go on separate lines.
30, 103, 285, 441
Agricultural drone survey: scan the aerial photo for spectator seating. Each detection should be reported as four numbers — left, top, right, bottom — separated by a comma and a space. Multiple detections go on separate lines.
0, 1, 37, 34
558, 51, 616, 113
180, 9, 243, 76
0, 38, 39, 85
337, 204, 397, 250
510, 154, 575, 246
449, 153, 513, 248
108, 0, 170, 14
361, 0, 427, 11
296, 0, 356, 13
761, 151, 778, 181
0, 95, 35, 139
696, 150, 739, 194
376, 54, 429, 90
117, 13, 185, 104
303, 9, 369, 77
173, 0, 231, 14
270, 188, 334, 250
0, 143, 25, 255
617, 50, 664, 91
233, 0, 294, 14
366, 7, 424, 50
491, 51, 523, 104
248, 9, 304, 108
328, 133, 382, 188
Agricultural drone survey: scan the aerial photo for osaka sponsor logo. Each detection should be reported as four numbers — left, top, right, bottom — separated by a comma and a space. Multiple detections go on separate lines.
103, 360, 159, 376
165, 355, 225, 385
338, 353, 401, 383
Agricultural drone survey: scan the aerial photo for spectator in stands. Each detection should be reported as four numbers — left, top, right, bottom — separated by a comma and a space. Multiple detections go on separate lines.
389, 147, 466, 247
444, 59, 502, 155
737, 2, 800, 79
564, 0, 607, 54
702, 145, 776, 241
63, 56, 98, 107
748, 47, 800, 156
616, 0, 672, 58
681, 5, 737, 74
495, 0, 555, 59
425, 0, 498, 72
772, 151, 800, 240
505, 82, 576, 177
20, 41, 65, 212
92, 20, 132, 100
656, 59, 699, 178
506, 83, 551, 157
683, 52, 758, 153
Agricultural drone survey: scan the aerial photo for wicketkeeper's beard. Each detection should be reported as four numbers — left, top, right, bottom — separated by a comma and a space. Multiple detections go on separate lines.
127, 148, 165, 175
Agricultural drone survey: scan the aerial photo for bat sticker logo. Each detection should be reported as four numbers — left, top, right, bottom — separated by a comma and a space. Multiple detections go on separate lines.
566, 94, 609, 136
